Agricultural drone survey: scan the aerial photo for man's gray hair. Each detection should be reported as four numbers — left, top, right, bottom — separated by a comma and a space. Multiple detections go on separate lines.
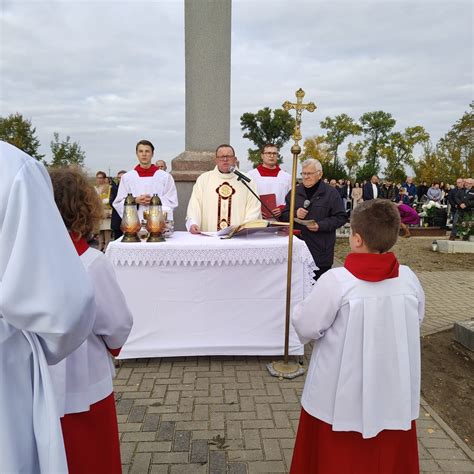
301, 158, 323, 172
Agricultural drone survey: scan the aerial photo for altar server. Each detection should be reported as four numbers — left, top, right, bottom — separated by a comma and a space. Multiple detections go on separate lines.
246, 143, 291, 219
49, 167, 133, 473
186, 144, 261, 233
0, 141, 95, 473
113, 139, 178, 221
291, 199, 425, 474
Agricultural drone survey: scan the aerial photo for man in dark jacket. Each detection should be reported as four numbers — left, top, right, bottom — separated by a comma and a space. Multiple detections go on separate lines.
282, 158, 348, 281
362, 175, 380, 201
109, 170, 127, 239
380, 180, 398, 201
448, 178, 465, 240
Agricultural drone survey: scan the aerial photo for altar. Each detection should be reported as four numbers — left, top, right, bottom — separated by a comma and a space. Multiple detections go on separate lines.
105, 232, 316, 358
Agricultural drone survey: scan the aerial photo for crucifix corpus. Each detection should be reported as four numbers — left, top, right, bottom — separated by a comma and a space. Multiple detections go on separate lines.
267, 88, 317, 379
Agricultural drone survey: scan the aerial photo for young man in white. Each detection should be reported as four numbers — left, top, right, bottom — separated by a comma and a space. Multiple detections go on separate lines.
246, 143, 291, 219
113, 140, 178, 221
186, 144, 261, 233
291, 199, 424, 473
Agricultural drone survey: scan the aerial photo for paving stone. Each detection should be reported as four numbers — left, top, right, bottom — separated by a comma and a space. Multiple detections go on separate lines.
142, 414, 160, 432
420, 437, 457, 449
130, 452, 152, 474
427, 448, 469, 460
228, 450, 264, 462
228, 462, 248, 474
128, 405, 147, 423
436, 459, 474, 471
120, 442, 136, 464
152, 452, 189, 464
169, 464, 207, 474
419, 459, 442, 471
116, 399, 134, 415
123, 432, 156, 442
209, 450, 226, 474
262, 439, 282, 461
247, 460, 287, 473
173, 431, 191, 452
157, 421, 175, 441
190, 439, 209, 464
137, 441, 172, 453
150, 466, 169, 474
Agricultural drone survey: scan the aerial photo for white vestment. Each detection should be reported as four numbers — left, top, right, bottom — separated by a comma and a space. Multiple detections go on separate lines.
292, 265, 425, 438
113, 169, 178, 221
246, 167, 292, 206
186, 166, 261, 232
0, 141, 95, 473
50, 247, 133, 416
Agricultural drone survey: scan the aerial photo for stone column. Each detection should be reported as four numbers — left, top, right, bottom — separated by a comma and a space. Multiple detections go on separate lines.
172, 0, 232, 229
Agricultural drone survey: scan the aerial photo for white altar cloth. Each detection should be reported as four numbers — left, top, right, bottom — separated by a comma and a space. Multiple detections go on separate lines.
106, 232, 316, 358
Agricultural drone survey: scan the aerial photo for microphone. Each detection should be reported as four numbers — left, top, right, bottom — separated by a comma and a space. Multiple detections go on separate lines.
229, 166, 251, 183
303, 199, 311, 209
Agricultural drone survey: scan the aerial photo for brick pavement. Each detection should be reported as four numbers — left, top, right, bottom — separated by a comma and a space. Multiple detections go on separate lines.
115, 268, 474, 473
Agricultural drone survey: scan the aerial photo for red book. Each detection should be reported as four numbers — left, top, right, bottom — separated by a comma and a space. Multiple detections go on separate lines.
260, 193, 277, 218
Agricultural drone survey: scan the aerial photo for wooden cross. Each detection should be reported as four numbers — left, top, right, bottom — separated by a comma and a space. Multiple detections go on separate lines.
282, 88, 317, 145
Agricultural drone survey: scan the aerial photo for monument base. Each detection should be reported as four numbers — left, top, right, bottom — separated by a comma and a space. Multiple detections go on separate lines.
436, 240, 474, 254
171, 151, 215, 231
405, 226, 447, 237
454, 320, 474, 353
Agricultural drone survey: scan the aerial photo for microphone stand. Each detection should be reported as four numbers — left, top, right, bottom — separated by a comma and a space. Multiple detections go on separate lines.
234, 175, 280, 221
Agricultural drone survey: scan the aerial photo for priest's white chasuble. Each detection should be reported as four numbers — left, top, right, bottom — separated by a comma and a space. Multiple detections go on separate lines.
186, 167, 261, 232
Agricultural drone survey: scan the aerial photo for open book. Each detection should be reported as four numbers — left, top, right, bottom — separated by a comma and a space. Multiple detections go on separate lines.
201, 219, 289, 238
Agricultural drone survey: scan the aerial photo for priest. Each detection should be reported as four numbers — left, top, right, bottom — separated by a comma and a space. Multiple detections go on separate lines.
113, 140, 178, 221
186, 144, 261, 233
246, 143, 291, 219
0, 141, 95, 473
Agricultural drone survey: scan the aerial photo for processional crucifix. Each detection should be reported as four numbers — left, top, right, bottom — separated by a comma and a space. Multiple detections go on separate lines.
267, 88, 317, 379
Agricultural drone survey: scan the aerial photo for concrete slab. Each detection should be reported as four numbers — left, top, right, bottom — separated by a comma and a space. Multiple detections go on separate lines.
454, 320, 474, 352
437, 240, 474, 253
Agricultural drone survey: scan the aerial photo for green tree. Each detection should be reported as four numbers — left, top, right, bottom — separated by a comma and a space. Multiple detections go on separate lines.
345, 142, 365, 180
240, 107, 295, 167
0, 112, 45, 161
50, 132, 86, 167
382, 126, 430, 182
413, 143, 452, 184
320, 113, 361, 175
300, 135, 346, 179
359, 111, 396, 173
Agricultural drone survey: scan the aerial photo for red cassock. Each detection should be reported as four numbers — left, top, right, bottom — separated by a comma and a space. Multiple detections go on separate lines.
290, 409, 419, 474
61, 392, 121, 474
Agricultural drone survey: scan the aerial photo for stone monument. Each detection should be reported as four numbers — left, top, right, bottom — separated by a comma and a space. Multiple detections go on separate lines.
172, 0, 232, 229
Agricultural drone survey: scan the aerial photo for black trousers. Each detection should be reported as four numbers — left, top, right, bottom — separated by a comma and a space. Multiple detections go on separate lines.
313, 266, 331, 282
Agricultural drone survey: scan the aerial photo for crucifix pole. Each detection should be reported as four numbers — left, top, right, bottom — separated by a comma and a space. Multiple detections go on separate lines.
267, 88, 316, 379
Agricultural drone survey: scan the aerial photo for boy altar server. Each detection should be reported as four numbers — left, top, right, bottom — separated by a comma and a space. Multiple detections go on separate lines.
113, 139, 178, 221
49, 167, 133, 473
291, 199, 425, 474
0, 142, 95, 473
246, 143, 291, 219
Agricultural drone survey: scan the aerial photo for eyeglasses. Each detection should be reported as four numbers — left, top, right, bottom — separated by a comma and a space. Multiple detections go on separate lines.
263, 152, 278, 156
301, 171, 320, 177
216, 155, 235, 161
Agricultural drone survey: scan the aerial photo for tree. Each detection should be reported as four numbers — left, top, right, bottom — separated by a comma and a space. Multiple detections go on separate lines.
381, 126, 430, 182
359, 111, 396, 173
50, 132, 86, 167
240, 107, 295, 167
345, 142, 365, 180
413, 143, 452, 184
0, 112, 45, 161
300, 135, 345, 179
320, 113, 361, 175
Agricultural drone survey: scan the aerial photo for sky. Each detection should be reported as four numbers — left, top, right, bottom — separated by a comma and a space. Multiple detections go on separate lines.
1, 0, 472, 175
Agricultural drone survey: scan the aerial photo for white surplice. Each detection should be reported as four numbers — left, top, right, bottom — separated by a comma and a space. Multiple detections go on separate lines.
113, 169, 178, 221
246, 168, 292, 206
0, 141, 96, 473
292, 265, 425, 439
186, 167, 261, 232
50, 247, 133, 416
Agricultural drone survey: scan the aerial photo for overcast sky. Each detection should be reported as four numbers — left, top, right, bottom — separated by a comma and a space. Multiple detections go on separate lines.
1, 0, 472, 175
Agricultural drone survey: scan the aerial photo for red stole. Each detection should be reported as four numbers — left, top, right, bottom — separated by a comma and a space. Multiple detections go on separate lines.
134, 164, 158, 177
344, 252, 399, 282
256, 164, 281, 177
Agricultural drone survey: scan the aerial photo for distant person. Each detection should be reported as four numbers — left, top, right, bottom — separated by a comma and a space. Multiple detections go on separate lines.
49, 167, 133, 474
456, 178, 474, 240
246, 143, 291, 219
402, 176, 417, 204
351, 182, 363, 209
0, 141, 95, 473
448, 178, 465, 240
109, 170, 127, 240
113, 140, 178, 221
155, 159, 167, 171
329, 179, 337, 188
281, 159, 347, 281
362, 175, 380, 201
94, 170, 112, 251
416, 181, 429, 201
186, 144, 261, 233
396, 201, 420, 237
427, 182, 442, 202
396, 187, 411, 205
291, 199, 424, 474
380, 180, 397, 201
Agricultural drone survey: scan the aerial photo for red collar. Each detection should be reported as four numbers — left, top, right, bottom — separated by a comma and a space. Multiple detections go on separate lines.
257, 164, 281, 177
69, 232, 89, 256
344, 252, 399, 282
134, 164, 158, 177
